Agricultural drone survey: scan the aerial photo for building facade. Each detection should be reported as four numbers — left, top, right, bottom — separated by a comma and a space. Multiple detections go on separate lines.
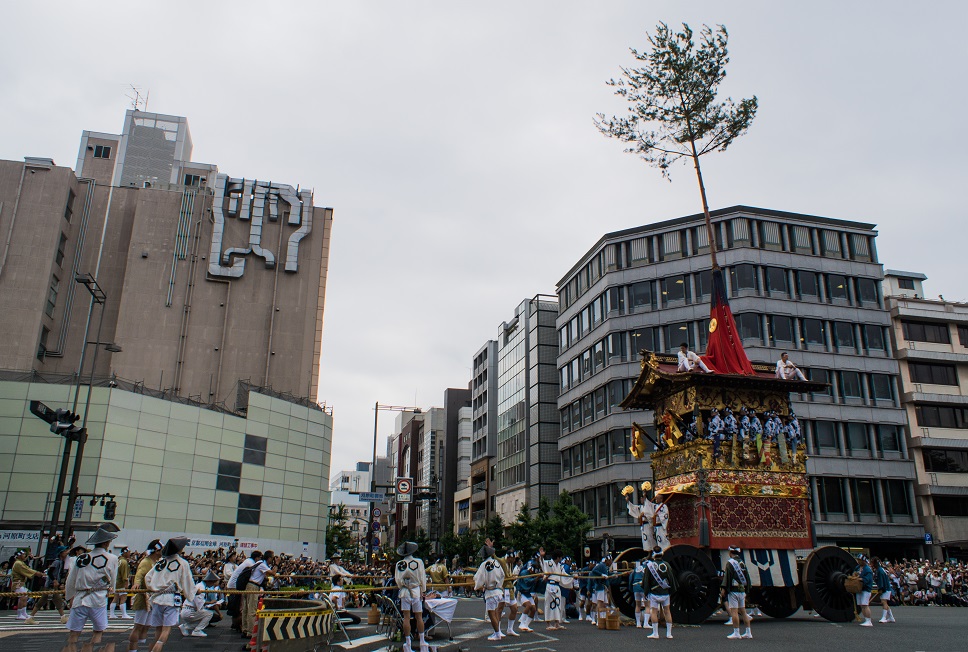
493, 296, 560, 523
884, 271, 968, 561
470, 341, 497, 528
0, 109, 335, 552
0, 378, 332, 556
329, 462, 372, 494
556, 206, 922, 557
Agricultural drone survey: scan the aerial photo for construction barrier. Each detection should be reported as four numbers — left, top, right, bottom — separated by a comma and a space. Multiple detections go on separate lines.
255, 597, 337, 652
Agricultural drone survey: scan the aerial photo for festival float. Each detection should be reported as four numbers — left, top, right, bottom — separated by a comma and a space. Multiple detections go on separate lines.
609, 267, 860, 624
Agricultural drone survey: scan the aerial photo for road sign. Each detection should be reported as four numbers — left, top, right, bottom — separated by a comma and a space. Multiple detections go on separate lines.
372, 508, 382, 518
359, 492, 385, 503
396, 477, 413, 504
72, 497, 83, 519
925, 532, 933, 544
372, 537, 381, 547
371, 521, 381, 532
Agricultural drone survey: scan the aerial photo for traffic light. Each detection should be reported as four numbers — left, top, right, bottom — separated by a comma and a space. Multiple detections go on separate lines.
51, 409, 85, 442
104, 500, 117, 520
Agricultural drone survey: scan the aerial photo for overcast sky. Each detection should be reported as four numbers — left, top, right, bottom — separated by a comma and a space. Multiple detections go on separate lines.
4, 2, 966, 479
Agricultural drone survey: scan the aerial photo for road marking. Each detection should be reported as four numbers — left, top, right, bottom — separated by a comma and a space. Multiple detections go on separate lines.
339, 633, 392, 649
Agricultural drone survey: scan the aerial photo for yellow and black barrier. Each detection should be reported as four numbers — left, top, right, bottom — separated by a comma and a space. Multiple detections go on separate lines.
255, 598, 337, 652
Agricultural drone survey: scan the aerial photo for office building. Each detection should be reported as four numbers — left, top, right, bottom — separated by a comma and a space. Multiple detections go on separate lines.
556, 206, 922, 557
440, 387, 471, 531
493, 296, 560, 523
470, 341, 497, 528
0, 109, 334, 552
884, 271, 968, 560
330, 462, 372, 494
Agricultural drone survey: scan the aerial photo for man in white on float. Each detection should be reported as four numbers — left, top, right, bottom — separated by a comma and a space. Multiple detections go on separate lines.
775, 352, 807, 381
678, 343, 711, 373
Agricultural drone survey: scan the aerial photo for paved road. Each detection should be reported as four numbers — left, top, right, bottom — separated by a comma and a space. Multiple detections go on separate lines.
2, 602, 966, 652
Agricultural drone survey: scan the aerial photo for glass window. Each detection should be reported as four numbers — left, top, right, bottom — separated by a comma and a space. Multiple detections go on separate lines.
884, 480, 910, 516
663, 322, 693, 352
765, 267, 787, 294
850, 234, 871, 261
598, 486, 611, 525
730, 264, 757, 292
821, 230, 842, 257
580, 350, 592, 380
827, 274, 849, 301
814, 421, 838, 449
628, 237, 649, 264
840, 371, 862, 398
809, 368, 833, 396
790, 225, 811, 252
560, 408, 570, 433
597, 435, 608, 464
731, 218, 750, 244
878, 425, 901, 452
797, 270, 819, 297
857, 278, 878, 305
760, 221, 782, 249
695, 270, 712, 298
594, 387, 606, 419
211, 522, 236, 536
870, 374, 893, 401
610, 429, 630, 463
630, 327, 658, 355
661, 275, 687, 303
915, 404, 968, 429
852, 479, 878, 514
607, 379, 628, 408
582, 395, 593, 425
606, 332, 626, 362
833, 322, 855, 349
902, 320, 951, 344
898, 278, 916, 290
802, 318, 825, 345
820, 477, 845, 514
561, 450, 571, 476
909, 362, 958, 386
629, 281, 654, 310
769, 315, 794, 343
571, 402, 581, 430
606, 286, 625, 315
693, 225, 710, 253
736, 313, 762, 342
934, 497, 968, 517
698, 317, 710, 350
864, 325, 885, 350
64, 189, 76, 222
583, 440, 595, 471
46, 276, 60, 318
55, 233, 68, 267
846, 422, 869, 450
661, 231, 683, 258
592, 340, 605, 371
243, 434, 267, 466
924, 449, 968, 473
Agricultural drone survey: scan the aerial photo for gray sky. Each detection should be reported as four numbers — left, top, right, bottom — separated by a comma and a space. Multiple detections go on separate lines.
4, 1, 966, 479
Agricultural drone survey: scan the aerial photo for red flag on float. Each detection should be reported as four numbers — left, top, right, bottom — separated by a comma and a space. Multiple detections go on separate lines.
701, 268, 755, 375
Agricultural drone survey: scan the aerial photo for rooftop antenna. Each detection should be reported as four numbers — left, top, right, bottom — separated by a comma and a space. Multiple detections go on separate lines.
125, 85, 149, 112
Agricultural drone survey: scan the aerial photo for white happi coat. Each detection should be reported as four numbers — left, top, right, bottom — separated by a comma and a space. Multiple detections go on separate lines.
540, 558, 573, 622
474, 557, 505, 600
65, 548, 119, 609
145, 554, 197, 608
627, 499, 669, 550
394, 555, 427, 602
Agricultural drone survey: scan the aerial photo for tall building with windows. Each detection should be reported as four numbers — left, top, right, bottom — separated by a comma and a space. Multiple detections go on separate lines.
556, 206, 922, 557
493, 296, 560, 523
470, 341, 497, 528
0, 109, 334, 553
884, 270, 968, 560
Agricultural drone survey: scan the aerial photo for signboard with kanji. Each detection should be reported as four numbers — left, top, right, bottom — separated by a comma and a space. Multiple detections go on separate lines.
396, 477, 413, 504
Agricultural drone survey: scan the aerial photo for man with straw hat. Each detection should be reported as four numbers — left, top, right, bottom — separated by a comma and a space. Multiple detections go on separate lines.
474, 544, 506, 641
394, 541, 428, 652
144, 536, 197, 651
179, 568, 221, 637
64, 523, 120, 648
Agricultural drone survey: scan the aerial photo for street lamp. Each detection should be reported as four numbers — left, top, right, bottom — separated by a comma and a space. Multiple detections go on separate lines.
58, 273, 119, 540
368, 403, 421, 564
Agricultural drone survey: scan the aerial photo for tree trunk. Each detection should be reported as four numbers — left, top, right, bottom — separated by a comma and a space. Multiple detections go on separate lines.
690, 144, 718, 270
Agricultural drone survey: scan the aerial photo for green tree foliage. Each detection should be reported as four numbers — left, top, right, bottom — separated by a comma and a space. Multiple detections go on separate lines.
596, 22, 757, 268
507, 505, 537, 554
412, 528, 433, 560
325, 505, 354, 559
480, 515, 505, 551
439, 523, 482, 567
549, 491, 591, 560
506, 493, 590, 560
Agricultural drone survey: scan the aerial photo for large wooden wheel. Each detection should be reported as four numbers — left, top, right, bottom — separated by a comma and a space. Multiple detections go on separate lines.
749, 585, 803, 619
663, 545, 720, 624
801, 546, 856, 622
610, 547, 651, 619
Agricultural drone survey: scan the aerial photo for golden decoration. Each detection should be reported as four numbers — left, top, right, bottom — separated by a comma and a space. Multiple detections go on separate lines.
709, 318, 718, 333
640, 481, 652, 492
621, 485, 635, 497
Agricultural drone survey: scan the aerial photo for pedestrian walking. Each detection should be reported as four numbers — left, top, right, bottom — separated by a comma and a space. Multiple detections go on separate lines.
872, 557, 896, 623
110, 548, 133, 619
642, 548, 676, 639
854, 554, 875, 627
128, 539, 164, 651
25, 548, 68, 625
11, 549, 46, 621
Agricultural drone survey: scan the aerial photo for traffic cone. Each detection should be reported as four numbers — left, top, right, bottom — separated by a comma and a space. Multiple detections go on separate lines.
249, 596, 264, 651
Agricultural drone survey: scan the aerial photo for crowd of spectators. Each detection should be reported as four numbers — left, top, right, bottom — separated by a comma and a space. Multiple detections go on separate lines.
877, 559, 967, 607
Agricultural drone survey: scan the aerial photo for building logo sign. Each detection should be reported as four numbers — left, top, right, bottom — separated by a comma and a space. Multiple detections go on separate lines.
209, 174, 314, 278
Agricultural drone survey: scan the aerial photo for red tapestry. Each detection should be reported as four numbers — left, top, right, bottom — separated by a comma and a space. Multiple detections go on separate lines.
709, 495, 809, 539
667, 494, 698, 540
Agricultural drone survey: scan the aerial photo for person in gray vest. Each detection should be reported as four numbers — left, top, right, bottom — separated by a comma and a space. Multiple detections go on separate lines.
721, 546, 752, 639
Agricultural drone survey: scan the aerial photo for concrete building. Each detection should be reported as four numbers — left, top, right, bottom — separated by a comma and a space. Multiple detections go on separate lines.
440, 387, 471, 531
0, 109, 334, 552
556, 206, 922, 558
470, 341, 497, 528
329, 462, 372, 494
493, 296, 560, 524
884, 271, 968, 561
